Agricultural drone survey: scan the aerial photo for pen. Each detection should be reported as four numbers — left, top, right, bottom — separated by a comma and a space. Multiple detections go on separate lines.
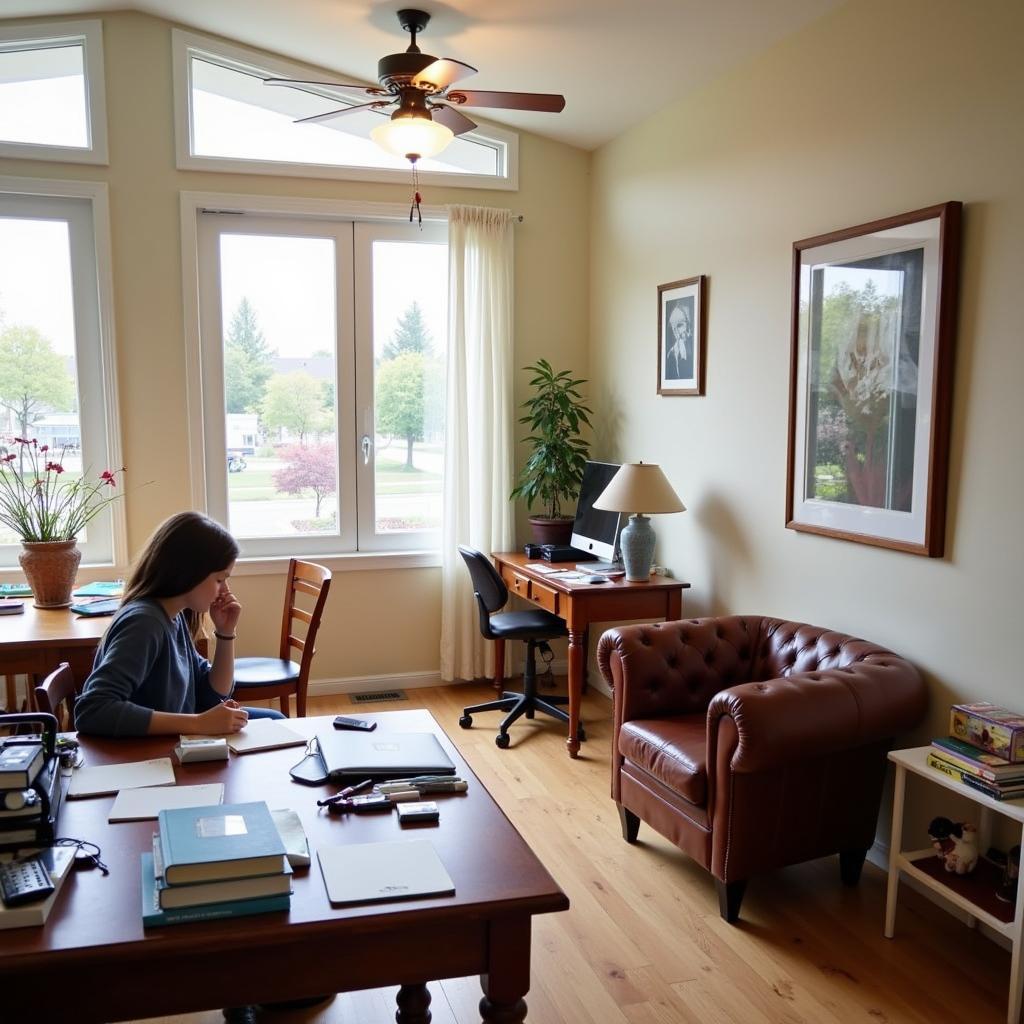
375, 774, 458, 787
317, 777, 374, 807
376, 780, 468, 795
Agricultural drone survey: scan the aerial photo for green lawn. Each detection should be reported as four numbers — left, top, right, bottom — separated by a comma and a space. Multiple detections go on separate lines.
227, 457, 440, 502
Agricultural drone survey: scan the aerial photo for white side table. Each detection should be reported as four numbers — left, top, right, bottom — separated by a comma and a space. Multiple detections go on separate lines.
886, 746, 1024, 1024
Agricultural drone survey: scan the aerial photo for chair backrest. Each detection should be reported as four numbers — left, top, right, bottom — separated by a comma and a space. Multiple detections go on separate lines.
35, 662, 77, 730
457, 546, 509, 634
278, 559, 332, 683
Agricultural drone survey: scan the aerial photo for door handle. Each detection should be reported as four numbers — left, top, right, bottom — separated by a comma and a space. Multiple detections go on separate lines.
360, 435, 373, 465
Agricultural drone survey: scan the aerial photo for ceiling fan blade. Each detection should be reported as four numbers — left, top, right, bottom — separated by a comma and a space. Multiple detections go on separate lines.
446, 90, 565, 113
412, 58, 478, 92
430, 104, 477, 136
294, 101, 391, 126
265, 77, 382, 98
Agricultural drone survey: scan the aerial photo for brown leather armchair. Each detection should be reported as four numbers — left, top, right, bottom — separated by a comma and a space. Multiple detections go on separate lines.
597, 615, 927, 922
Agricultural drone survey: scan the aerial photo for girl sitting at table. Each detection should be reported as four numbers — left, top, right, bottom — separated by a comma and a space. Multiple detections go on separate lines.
76, 511, 284, 737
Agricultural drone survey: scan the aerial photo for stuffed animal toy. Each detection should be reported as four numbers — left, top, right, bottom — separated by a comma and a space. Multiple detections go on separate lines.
928, 817, 978, 875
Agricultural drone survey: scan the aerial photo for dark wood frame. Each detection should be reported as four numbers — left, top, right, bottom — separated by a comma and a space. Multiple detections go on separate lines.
785, 202, 962, 557
657, 274, 707, 396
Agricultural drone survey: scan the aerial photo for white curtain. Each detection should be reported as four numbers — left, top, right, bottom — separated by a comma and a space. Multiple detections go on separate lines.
440, 205, 516, 682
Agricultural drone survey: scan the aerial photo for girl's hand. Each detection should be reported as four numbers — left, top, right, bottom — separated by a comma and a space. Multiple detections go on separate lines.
210, 584, 241, 635
195, 699, 248, 734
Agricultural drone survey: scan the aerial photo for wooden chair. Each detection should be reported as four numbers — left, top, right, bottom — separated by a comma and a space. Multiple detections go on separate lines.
34, 662, 77, 730
232, 559, 332, 717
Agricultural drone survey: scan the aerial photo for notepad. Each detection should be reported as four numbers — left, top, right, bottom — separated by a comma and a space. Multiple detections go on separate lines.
317, 839, 455, 905
223, 719, 305, 755
107, 783, 224, 822
67, 757, 176, 798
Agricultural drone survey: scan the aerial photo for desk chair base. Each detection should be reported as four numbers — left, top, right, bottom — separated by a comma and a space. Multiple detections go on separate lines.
460, 691, 585, 749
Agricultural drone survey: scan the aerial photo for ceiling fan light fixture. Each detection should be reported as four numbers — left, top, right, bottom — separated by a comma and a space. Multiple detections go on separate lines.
371, 111, 453, 162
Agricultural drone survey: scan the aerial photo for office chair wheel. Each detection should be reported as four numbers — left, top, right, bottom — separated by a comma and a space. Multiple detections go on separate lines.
495, 733, 511, 749
459, 714, 473, 729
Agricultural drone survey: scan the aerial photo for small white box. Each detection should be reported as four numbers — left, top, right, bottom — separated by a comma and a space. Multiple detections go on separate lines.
174, 737, 229, 763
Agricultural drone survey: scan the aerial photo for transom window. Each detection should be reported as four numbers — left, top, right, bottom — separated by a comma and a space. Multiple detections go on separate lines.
0, 20, 108, 163
174, 30, 516, 190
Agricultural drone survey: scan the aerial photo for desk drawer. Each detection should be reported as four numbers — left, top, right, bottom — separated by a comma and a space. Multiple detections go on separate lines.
501, 566, 532, 599
530, 580, 559, 615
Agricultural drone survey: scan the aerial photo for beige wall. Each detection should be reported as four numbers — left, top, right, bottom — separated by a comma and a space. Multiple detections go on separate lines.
590, 0, 1023, 842
0, 10, 590, 685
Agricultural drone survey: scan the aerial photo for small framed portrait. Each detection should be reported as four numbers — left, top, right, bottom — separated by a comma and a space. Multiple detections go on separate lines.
657, 275, 706, 396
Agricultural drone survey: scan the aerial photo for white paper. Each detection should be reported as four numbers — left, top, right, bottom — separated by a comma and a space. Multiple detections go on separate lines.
108, 783, 225, 822
67, 757, 176, 799
224, 719, 305, 754
271, 807, 311, 867
318, 839, 455, 905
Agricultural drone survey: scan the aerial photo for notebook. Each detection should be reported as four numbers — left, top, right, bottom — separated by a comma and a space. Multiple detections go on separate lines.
315, 731, 456, 780
67, 757, 176, 799
108, 783, 225, 822
317, 839, 455, 905
224, 719, 305, 755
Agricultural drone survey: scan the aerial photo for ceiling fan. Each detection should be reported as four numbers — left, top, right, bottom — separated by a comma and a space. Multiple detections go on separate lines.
264, 8, 566, 163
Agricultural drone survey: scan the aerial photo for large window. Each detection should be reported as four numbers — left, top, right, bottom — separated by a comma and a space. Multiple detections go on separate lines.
195, 211, 447, 558
173, 30, 516, 190
0, 21, 108, 163
0, 183, 122, 568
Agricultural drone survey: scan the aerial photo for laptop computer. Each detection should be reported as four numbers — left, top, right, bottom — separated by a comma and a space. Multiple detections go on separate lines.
315, 731, 456, 780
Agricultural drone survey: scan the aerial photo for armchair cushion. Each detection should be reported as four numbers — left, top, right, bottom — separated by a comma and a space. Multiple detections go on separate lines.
620, 715, 707, 806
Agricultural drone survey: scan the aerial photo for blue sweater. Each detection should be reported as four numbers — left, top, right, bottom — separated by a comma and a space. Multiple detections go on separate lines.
76, 599, 226, 737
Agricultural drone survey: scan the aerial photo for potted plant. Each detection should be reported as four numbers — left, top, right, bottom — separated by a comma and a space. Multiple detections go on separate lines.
0, 438, 126, 608
510, 359, 591, 546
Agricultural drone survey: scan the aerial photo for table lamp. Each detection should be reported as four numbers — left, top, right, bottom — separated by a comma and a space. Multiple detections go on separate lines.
593, 463, 685, 581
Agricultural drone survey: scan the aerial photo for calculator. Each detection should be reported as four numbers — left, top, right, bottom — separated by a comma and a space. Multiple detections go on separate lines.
0, 856, 55, 907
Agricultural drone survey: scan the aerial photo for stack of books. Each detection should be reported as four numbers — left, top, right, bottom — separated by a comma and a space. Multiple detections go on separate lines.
928, 702, 1024, 801
0, 738, 62, 851
141, 800, 292, 927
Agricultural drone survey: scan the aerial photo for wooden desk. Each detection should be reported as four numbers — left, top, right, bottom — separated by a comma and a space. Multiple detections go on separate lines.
0, 605, 111, 708
492, 553, 690, 758
0, 710, 569, 1023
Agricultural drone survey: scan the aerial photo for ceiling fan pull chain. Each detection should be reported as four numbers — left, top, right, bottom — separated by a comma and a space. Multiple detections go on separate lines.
409, 159, 423, 228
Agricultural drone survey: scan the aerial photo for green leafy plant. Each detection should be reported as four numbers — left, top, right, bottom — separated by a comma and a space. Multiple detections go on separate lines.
0, 438, 125, 541
510, 359, 591, 520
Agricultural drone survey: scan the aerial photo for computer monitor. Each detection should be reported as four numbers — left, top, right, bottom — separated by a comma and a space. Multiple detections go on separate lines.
570, 461, 622, 564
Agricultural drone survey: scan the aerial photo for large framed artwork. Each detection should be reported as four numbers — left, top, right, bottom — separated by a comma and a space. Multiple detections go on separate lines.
657, 275, 706, 396
786, 202, 962, 556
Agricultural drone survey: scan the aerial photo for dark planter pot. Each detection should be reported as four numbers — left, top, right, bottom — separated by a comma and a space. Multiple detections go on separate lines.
527, 516, 574, 546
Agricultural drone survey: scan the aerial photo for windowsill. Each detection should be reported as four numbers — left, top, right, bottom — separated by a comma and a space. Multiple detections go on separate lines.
232, 550, 442, 575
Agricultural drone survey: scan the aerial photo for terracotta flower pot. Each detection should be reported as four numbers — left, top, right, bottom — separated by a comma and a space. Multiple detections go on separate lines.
19, 540, 81, 609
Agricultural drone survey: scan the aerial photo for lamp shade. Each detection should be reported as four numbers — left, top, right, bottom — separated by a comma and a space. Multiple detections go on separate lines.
371, 113, 453, 161
593, 463, 685, 515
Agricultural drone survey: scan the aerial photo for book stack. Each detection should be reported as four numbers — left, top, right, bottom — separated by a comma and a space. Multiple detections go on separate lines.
141, 800, 292, 927
928, 702, 1024, 801
0, 739, 63, 851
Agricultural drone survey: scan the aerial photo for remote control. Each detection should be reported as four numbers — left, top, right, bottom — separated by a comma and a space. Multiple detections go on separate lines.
332, 716, 377, 731
0, 856, 55, 907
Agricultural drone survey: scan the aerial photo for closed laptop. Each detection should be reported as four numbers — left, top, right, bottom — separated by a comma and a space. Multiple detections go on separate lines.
316, 731, 456, 779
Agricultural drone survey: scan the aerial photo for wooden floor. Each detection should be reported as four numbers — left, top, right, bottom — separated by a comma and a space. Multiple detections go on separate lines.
136, 682, 1013, 1024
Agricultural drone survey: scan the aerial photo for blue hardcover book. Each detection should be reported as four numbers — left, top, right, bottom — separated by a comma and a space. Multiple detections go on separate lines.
157, 801, 286, 885
140, 853, 290, 927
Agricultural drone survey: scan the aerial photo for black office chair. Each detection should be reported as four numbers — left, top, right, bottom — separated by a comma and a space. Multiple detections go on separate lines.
456, 546, 582, 749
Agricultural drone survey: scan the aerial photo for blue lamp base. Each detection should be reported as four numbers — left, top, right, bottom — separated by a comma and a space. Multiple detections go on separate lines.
619, 514, 655, 582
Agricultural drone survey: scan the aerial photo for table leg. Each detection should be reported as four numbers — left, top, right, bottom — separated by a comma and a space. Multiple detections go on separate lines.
492, 638, 505, 694
479, 916, 530, 1023
1009, 822, 1024, 1024
884, 764, 906, 939
566, 629, 585, 758
396, 982, 432, 1023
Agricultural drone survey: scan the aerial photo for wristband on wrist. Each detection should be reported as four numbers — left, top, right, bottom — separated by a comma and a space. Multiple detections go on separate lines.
214, 631, 237, 641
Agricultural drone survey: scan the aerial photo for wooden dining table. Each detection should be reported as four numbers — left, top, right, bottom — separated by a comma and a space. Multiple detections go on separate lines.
0, 603, 112, 709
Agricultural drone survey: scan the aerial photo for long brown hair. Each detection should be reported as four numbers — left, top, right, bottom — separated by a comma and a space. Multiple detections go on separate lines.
122, 512, 239, 638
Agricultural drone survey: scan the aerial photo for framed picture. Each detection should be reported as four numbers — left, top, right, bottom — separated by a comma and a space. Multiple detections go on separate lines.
786, 202, 962, 556
657, 275, 706, 396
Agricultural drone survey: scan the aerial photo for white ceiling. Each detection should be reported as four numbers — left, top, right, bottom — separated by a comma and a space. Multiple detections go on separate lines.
0, 0, 843, 150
